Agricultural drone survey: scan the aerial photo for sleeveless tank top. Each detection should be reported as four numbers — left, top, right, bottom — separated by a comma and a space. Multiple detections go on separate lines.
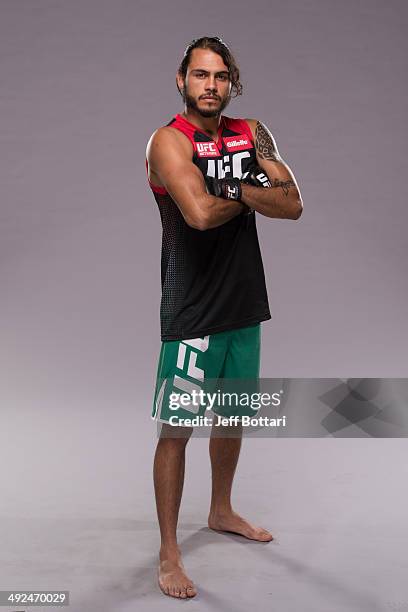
146, 113, 271, 341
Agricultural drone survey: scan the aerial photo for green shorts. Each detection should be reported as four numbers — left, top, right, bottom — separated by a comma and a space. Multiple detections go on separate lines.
152, 323, 261, 424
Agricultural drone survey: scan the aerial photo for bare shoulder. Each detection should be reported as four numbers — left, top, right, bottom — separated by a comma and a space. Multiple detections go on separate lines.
244, 117, 274, 137
146, 125, 192, 161
244, 118, 281, 161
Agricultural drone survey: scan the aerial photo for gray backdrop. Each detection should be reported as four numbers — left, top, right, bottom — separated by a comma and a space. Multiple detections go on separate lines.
1, 0, 407, 404
0, 1, 407, 609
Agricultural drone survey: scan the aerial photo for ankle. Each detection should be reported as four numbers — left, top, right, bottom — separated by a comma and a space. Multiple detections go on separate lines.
159, 544, 181, 562
209, 504, 233, 517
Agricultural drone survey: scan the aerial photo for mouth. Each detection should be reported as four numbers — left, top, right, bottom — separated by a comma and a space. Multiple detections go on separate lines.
201, 96, 218, 101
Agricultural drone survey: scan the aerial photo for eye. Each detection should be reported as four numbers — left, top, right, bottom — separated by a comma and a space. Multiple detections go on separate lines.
196, 72, 206, 78
217, 74, 228, 81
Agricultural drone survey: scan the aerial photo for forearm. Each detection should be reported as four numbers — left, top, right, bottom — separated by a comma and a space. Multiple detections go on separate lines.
202, 194, 244, 229
240, 182, 302, 220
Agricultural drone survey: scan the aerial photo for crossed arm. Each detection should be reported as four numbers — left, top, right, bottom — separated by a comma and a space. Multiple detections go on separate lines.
146, 127, 244, 230
242, 119, 303, 220
146, 120, 302, 231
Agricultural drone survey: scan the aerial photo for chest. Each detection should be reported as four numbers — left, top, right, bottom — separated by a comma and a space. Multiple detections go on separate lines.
192, 132, 256, 180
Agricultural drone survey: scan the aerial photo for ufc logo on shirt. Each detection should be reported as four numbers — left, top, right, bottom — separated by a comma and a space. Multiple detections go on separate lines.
206, 151, 252, 179
196, 142, 219, 158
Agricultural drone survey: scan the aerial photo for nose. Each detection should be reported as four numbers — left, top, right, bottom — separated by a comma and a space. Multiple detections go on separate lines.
205, 75, 217, 91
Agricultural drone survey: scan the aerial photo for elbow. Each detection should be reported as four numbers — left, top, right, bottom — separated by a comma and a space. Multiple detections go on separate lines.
189, 220, 209, 231
290, 198, 303, 220
187, 194, 215, 230
186, 211, 210, 231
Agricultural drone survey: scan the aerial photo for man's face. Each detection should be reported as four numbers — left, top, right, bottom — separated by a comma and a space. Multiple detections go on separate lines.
178, 48, 232, 118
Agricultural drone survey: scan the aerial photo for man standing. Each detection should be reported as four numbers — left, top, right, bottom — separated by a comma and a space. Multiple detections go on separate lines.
146, 36, 303, 599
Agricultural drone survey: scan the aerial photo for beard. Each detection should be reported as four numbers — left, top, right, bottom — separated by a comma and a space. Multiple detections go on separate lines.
182, 88, 231, 118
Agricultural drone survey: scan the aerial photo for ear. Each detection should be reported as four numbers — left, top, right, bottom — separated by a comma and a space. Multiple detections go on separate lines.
176, 72, 185, 94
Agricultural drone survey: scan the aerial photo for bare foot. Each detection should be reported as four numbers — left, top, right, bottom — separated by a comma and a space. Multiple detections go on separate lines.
208, 509, 273, 542
158, 553, 197, 599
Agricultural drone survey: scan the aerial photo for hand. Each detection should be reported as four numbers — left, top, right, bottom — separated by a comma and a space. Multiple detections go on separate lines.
241, 164, 272, 188
205, 177, 242, 201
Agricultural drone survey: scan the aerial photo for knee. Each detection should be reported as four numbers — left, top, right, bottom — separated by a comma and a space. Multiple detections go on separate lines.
158, 424, 193, 446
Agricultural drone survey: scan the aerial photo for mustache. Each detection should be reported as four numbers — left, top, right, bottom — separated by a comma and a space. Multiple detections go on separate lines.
200, 94, 220, 100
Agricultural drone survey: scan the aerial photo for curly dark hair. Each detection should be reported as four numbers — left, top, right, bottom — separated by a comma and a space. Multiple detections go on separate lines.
177, 36, 243, 98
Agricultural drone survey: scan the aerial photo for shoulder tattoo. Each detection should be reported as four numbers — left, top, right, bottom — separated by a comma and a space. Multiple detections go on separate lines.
255, 121, 281, 161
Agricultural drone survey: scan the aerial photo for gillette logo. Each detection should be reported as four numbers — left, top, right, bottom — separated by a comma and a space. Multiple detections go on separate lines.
226, 139, 248, 148
223, 134, 253, 152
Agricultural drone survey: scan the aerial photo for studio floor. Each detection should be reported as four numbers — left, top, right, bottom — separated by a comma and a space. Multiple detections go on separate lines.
0, 398, 407, 612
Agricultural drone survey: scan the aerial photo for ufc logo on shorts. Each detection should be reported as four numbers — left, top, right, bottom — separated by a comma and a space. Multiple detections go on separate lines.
172, 336, 209, 414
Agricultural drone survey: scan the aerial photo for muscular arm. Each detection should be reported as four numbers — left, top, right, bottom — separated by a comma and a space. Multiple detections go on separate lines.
146, 128, 244, 231
241, 119, 303, 220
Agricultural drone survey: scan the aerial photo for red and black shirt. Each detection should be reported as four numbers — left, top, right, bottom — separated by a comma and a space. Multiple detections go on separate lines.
146, 113, 271, 341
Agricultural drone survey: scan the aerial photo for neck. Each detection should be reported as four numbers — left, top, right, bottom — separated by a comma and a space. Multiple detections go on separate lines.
181, 108, 222, 138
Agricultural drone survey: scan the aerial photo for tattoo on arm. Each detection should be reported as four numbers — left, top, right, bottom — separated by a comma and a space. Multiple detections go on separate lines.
253, 120, 297, 199
255, 121, 281, 161
271, 178, 296, 196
